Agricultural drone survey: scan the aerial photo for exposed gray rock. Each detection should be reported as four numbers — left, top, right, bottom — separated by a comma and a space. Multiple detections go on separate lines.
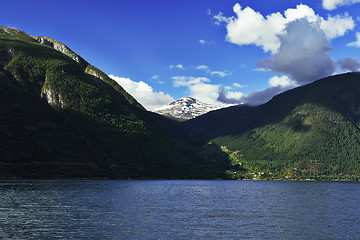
32, 36, 85, 67
85, 67, 105, 81
0, 26, 23, 35
32, 36, 109, 85
41, 83, 64, 109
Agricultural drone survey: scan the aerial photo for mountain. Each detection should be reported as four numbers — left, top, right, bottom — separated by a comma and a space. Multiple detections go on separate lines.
0, 26, 225, 179
3, 26, 360, 181
185, 72, 360, 180
152, 97, 236, 120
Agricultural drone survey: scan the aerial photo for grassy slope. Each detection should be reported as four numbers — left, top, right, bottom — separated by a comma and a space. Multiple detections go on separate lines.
186, 73, 360, 179
0, 27, 220, 179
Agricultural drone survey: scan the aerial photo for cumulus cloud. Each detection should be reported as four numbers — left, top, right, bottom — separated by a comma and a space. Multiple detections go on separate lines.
269, 76, 298, 88
320, 14, 355, 39
257, 19, 336, 83
215, 3, 354, 54
226, 91, 247, 100
187, 83, 222, 105
213, 3, 357, 106
322, 0, 360, 10
337, 58, 360, 72
217, 88, 245, 104
347, 32, 360, 47
215, 4, 285, 53
172, 76, 221, 104
110, 75, 174, 110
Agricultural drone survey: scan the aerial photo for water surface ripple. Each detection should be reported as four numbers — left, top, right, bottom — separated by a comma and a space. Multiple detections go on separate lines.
0, 180, 359, 239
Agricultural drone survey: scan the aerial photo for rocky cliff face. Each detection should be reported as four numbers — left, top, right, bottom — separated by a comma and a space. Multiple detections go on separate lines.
32, 36, 86, 67
31, 34, 141, 108
41, 82, 64, 109
0, 26, 23, 36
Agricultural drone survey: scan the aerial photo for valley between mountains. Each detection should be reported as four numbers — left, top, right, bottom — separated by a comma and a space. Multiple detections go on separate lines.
1, 26, 360, 180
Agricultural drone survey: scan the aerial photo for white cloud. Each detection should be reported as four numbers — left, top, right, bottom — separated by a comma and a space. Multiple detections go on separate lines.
347, 32, 360, 47
195, 65, 233, 77
322, 0, 360, 10
170, 64, 185, 70
214, 3, 357, 106
196, 65, 232, 77
269, 76, 298, 88
151, 75, 160, 80
253, 67, 272, 72
210, 70, 232, 77
110, 75, 174, 110
283, 4, 317, 22
226, 91, 247, 100
320, 14, 355, 39
215, 4, 285, 53
172, 76, 221, 105
171, 75, 289, 106
172, 76, 211, 87
196, 65, 210, 71
199, 39, 213, 45
188, 83, 222, 105
233, 82, 247, 88
215, 3, 354, 54
218, 76, 296, 106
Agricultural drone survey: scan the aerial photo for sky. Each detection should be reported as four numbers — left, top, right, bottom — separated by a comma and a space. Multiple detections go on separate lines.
2, 0, 360, 109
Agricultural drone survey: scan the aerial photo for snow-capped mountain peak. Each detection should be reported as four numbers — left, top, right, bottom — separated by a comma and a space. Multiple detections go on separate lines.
152, 97, 236, 120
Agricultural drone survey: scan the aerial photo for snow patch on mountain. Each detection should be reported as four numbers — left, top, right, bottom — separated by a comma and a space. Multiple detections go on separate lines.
152, 97, 237, 120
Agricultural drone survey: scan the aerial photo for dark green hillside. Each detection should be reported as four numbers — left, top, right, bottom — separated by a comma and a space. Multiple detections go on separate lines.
182, 105, 252, 141
186, 72, 360, 180
0, 26, 221, 179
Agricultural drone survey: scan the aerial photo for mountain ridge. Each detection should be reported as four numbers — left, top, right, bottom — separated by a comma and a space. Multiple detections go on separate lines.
184, 72, 360, 179
0, 26, 225, 179
152, 97, 236, 120
2, 26, 360, 180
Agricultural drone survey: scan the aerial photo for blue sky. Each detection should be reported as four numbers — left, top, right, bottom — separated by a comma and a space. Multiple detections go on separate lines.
2, 0, 360, 109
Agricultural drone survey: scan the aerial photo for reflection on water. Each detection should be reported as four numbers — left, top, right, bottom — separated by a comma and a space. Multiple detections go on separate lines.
0, 180, 359, 239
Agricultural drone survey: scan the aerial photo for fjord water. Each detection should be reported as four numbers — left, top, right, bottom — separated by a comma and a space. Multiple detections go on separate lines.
0, 180, 359, 239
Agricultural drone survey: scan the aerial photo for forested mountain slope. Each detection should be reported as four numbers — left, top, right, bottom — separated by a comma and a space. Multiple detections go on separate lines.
185, 72, 360, 179
0, 26, 222, 179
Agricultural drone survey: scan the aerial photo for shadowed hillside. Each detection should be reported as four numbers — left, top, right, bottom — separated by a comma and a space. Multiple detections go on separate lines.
0, 26, 226, 179
185, 72, 360, 179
